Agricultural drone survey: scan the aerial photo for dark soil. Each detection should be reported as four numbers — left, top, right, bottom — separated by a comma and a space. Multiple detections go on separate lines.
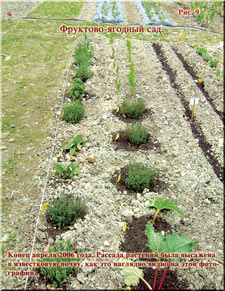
172, 46, 224, 122
112, 131, 160, 152
111, 166, 167, 194
112, 108, 152, 123
120, 215, 174, 253
152, 42, 224, 183
133, 267, 189, 290
120, 215, 188, 290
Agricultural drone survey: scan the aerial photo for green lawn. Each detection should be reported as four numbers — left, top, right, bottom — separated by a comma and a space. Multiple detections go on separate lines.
28, 1, 83, 19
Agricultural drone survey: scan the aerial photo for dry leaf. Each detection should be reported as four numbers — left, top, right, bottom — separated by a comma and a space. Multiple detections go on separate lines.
86, 157, 96, 163
77, 144, 82, 151
116, 107, 120, 113
28, 203, 31, 209
57, 151, 63, 158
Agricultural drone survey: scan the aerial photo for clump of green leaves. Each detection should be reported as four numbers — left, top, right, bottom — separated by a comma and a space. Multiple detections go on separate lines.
69, 78, 85, 100
120, 98, 146, 119
148, 198, 185, 225
202, 52, 211, 62
74, 41, 93, 64
74, 38, 93, 81
39, 239, 80, 287
125, 122, 148, 145
76, 62, 92, 81
191, 1, 222, 29
125, 162, 158, 192
63, 101, 85, 124
128, 62, 135, 96
209, 58, 219, 68
196, 47, 208, 56
62, 135, 86, 156
47, 196, 88, 228
126, 38, 132, 62
54, 163, 79, 179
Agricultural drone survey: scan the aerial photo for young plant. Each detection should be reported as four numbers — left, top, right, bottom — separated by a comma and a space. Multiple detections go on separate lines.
54, 163, 79, 179
115, 79, 121, 97
128, 62, 135, 96
39, 239, 80, 287
196, 47, 208, 56
47, 196, 88, 228
125, 162, 158, 192
209, 58, 219, 68
126, 38, 132, 63
120, 98, 146, 119
125, 122, 148, 145
63, 101, 85, 124
62, 135, 86, 156
68, 78, 85, 100
76, 61, 93, 81
147, 198, 185, 225
202, 52, 211, 62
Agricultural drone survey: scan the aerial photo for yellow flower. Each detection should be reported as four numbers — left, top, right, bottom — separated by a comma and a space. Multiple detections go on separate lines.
126, 37, 131, 41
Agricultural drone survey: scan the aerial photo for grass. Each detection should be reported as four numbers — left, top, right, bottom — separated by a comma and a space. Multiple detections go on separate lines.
28, 1, 83, 19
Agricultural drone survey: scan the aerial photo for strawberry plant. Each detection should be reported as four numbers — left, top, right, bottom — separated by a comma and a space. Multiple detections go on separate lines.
68, 78, 85, 100
63, 101, 85, 124
54, 163, 79, 179
120, 98, 146, 119
39, 239, 81, 287
125, 162, 158, 192
47, 196, 88, 228
62, 135, 86, 156
147, 198, 185, 225
125, 122, 148, 145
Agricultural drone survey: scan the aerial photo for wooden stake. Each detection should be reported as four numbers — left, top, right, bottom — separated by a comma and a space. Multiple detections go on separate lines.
198, 62, 208, 84
190, 99, 196, 121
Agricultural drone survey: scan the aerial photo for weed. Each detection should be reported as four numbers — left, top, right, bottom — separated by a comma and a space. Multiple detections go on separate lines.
120, 98, 146, 119
54, 163, 79, 179
125, 162, 158, 192
63, 101, 85, 124
39, 239, 81, 287
3, 152, 20, 174
47, 196, 87, 228
69, 78, 85, 100
125, 122, 148, 145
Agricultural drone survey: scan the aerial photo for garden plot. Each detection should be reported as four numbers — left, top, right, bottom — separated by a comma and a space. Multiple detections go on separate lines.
23, 34, 224, 290
173, 42, 224, 114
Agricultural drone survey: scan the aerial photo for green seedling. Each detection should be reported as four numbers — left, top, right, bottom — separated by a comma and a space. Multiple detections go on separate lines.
47, 196, 88, 228
63, 101, 85, 124
120, 98, 146, 119
209, 58, 219, 68
148, 198, 185, 225
68, 78, 85, 100
39, 239, 81, 287
128, 62, 135, 96
125, 162, 158, 192
125, 122, 148, 145
54, 163, 79, 179
196, 47, 208, 56
62, 135, 86, 156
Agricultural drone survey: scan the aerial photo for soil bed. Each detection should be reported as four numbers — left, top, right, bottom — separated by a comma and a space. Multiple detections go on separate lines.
112, 108, 152, 123
112, 166, 167, 194
112, 131, 160, 152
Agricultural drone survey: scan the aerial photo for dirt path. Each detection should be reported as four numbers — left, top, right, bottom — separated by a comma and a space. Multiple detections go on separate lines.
121, 1, 143, 25
78, 1, 96, 22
